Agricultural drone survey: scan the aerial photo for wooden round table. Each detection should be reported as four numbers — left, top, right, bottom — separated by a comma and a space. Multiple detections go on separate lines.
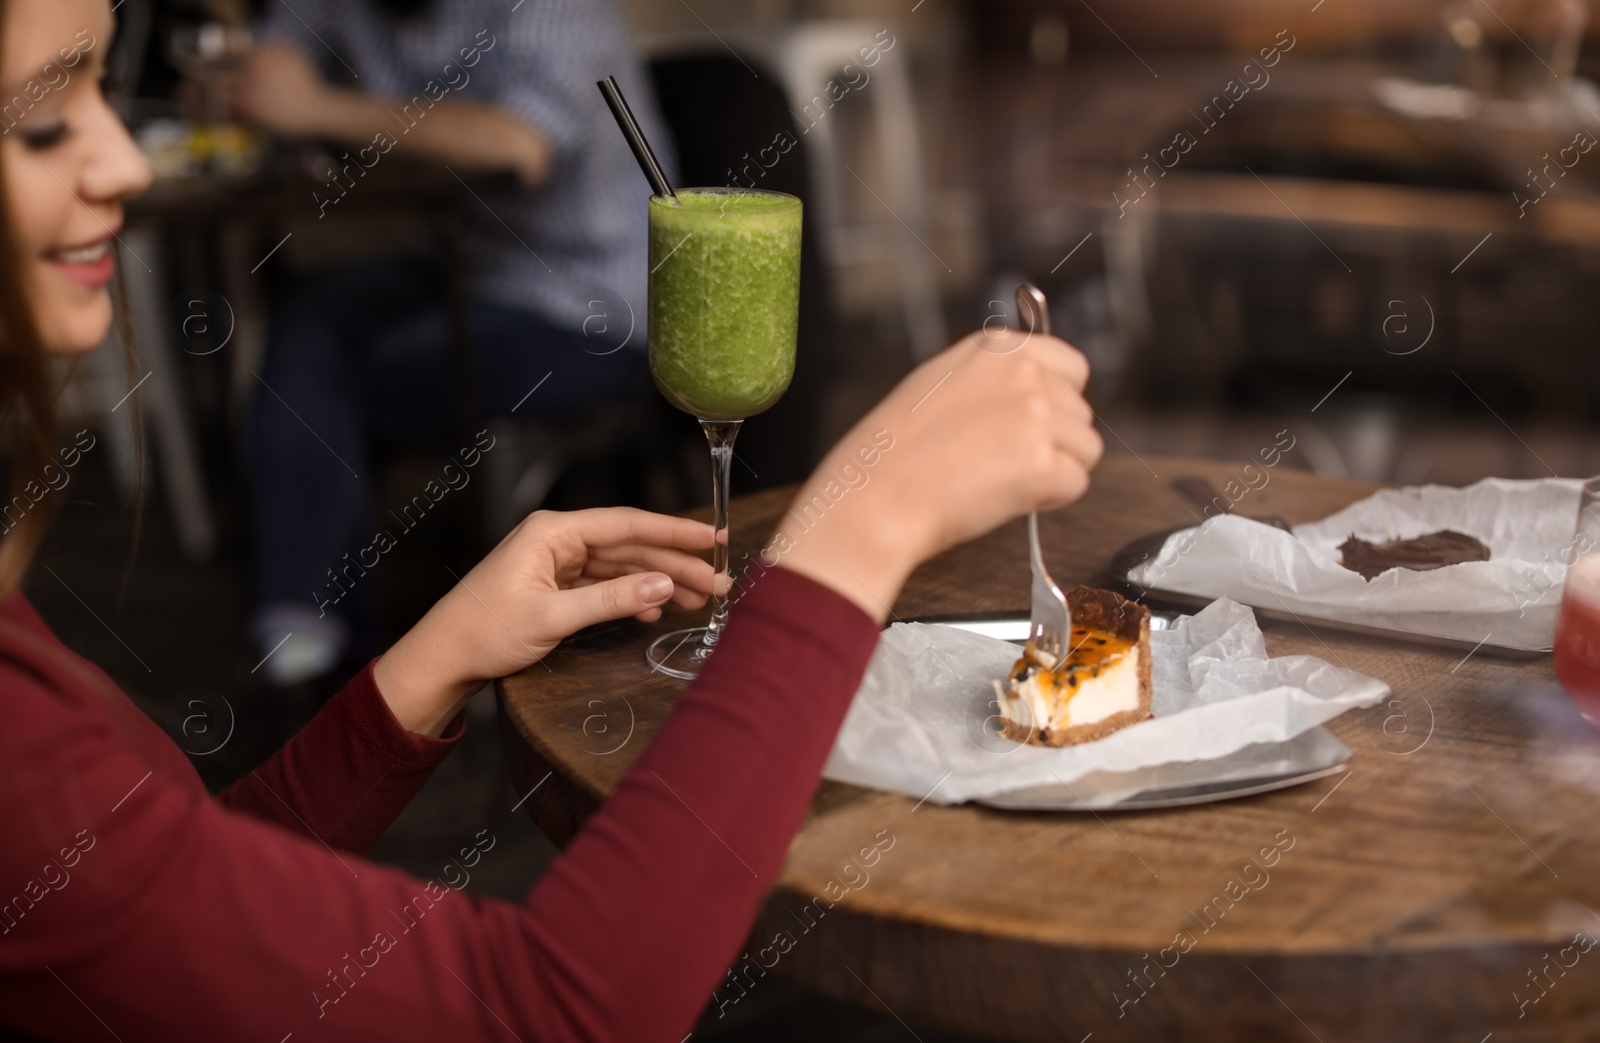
496, 455, 1600, 1042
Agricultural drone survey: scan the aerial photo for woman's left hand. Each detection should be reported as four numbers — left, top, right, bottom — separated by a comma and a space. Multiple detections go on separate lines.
374, 508, 719, 736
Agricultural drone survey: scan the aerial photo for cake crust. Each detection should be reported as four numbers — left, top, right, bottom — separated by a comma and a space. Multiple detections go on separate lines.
999, 586, 1153, 747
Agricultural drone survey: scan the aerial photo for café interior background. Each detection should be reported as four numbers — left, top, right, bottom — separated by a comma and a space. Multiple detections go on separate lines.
23, 0, 1600, 978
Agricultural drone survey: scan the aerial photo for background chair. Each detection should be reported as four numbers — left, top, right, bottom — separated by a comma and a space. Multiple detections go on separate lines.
765, 20, 948, 362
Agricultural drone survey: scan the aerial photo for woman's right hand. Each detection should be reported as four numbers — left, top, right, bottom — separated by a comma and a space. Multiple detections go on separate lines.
770, 327, 1103, 619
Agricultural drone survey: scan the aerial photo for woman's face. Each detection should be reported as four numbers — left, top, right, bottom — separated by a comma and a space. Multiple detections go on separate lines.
2, 0, 150, 354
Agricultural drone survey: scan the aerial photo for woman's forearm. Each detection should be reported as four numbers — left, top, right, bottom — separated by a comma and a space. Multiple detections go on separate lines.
6, 567, 878, 1043
516, 566, 881, 1038
373, 610, 480, 738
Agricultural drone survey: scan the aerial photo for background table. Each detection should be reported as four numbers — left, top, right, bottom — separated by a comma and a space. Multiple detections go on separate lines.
107, 157, 514, 561
497, 455, 1600, 1042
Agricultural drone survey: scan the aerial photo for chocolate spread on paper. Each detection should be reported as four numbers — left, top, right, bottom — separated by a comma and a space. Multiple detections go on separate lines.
1337, 530, 1491, 580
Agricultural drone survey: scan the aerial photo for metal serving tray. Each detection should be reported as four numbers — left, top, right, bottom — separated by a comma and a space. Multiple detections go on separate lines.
1105, 526, 1545, 660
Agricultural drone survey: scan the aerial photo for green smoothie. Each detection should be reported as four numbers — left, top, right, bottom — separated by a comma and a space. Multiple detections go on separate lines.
648, 188, 802, 421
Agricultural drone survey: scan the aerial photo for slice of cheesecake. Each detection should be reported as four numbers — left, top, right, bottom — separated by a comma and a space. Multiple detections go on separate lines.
996, 587, 1153, 746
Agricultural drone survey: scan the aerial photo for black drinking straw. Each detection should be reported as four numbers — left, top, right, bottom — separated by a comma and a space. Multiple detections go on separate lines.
597, 75, 677, 201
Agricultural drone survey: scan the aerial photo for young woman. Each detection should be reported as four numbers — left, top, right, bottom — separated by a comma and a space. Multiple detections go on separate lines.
0, 1, 1104, 1040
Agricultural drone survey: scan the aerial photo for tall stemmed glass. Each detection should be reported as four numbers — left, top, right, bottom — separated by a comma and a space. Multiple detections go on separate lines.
645, 188, 802, 679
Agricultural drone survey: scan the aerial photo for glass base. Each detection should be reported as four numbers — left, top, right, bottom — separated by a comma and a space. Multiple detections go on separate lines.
646, 627, 717, 680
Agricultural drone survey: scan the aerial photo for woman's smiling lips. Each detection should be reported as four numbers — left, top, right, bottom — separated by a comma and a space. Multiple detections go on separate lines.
46, 233, 116, 287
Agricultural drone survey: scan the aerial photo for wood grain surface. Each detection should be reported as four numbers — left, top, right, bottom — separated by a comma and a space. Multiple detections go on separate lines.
497, 455, 1600, 1042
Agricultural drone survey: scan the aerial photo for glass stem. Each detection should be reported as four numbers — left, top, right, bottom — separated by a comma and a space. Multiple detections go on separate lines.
698, 418, 742, 655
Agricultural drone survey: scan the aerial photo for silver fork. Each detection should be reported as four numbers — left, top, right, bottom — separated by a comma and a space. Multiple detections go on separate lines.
1015, 284, 1072, 666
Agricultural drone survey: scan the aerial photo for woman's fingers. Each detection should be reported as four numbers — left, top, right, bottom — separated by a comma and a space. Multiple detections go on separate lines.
1011, 336, 1100, 483
586, 545, 719, 592
575, 565, 713, 609
569, 569, 707, 611
545, 572, 680, 634
558, 506, 718, 552
1032, 333, 1091, 392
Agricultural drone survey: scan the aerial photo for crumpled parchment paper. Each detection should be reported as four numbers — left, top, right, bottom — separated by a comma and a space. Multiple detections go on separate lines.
1125, 478, 1584, 651
822, 598, 1388, 805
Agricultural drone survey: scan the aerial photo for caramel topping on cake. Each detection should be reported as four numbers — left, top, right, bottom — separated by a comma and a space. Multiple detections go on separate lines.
997, 586, 1154, 747
1007, 625, 1135, 700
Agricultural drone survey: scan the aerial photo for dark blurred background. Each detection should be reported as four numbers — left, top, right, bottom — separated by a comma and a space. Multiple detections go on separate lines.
26, 0, 1600, 1037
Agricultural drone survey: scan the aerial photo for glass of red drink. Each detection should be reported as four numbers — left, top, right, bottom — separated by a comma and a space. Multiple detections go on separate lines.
1552, 476, 1600, 726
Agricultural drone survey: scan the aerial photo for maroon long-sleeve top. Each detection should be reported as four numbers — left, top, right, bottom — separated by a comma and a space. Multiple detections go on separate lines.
0, 566, 878, 1042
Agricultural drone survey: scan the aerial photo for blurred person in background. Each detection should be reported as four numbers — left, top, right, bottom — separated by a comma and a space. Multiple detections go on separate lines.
230, 0, 671, 687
